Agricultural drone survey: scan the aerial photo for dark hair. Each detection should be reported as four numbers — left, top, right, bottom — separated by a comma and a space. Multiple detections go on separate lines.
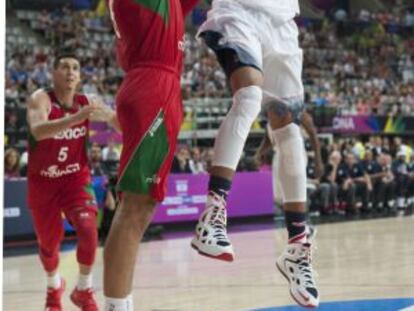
53, 50, 80, 69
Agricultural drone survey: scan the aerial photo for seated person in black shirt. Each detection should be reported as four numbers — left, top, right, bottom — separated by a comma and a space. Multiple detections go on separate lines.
392, 150, 411, 210
336, 153, 372, 213
316, 151, 341, 214
363, 149, 385, 210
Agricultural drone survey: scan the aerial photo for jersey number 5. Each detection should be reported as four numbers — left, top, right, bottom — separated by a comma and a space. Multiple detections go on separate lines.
58, 146, 69, 162
109, 0, 121, 39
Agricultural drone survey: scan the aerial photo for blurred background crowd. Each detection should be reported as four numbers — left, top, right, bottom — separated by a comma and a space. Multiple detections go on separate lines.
4, 0, 414, 218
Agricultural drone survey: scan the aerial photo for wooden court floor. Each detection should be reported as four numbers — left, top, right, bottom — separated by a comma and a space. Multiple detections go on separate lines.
3, 216, 414, 311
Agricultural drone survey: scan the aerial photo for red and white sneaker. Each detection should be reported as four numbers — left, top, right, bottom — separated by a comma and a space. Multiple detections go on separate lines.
70, 287, 99, 311
276, 243, 319, 308
45, 278, 65, 311
191, 193, 234, 262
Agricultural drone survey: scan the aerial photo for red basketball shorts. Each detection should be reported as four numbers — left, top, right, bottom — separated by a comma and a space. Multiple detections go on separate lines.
116, 67, 183, 202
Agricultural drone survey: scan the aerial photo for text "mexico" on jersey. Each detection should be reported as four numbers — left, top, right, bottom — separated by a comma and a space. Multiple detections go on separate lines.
54, 126, 87, 140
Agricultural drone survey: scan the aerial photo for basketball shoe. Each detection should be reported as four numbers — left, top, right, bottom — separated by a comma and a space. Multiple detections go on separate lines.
45, 278, 65, 311
276, 242, 319, 308
191, 193, 234, 262
70, 287, 99, 311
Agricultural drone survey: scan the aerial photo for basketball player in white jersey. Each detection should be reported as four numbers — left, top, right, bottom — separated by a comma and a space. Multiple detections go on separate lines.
191, 0, 319, 307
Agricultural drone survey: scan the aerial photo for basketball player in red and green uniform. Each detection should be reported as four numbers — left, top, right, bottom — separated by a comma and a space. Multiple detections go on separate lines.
27, 52, 120, 311
104, 1, 198, 310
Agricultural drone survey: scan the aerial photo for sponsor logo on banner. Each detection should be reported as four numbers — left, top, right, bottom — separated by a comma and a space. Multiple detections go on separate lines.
154, 172, 274, 224
333, 117, 355, 130
4, 207, 21, 218
161, 179, 207, 217
167, 207, 199, 216
176, 180, 188, 192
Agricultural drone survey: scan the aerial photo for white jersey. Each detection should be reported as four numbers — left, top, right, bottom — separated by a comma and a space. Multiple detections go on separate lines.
233, 0, 300, 20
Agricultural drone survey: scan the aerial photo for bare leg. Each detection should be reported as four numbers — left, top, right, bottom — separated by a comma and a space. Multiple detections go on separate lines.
104, 193, 156, 297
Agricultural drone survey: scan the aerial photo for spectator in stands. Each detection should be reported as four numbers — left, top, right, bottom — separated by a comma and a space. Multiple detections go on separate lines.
5, 83, 19, 102
171, 146, 192, 173
202, 148, 215, 172
189, 147, 206, 174
363, 149, 384, 209
376, 153, 396, 210
337, 153, 371, 213
4, 147, 21, 179
5, 113, 20, 146
392, 150, 411, 210
319, 151, 341, 214
306, 151, 322, 215
102, 139, 120, 162
90, 142, 108, 176
31, 62, 51, 86
19, 150, 29, 177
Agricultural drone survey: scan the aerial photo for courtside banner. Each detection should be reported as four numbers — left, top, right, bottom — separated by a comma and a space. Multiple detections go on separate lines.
328, 115, 414, 134
153, 171, 274, 224
4, 172, 274, 238
4, 179, 75, 240
3, 178, 35, 238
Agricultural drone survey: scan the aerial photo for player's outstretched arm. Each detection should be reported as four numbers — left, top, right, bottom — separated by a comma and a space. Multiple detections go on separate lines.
27, 89, 98, 141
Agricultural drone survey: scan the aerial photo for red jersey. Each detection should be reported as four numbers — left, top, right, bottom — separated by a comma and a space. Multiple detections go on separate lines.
109, 0, 198, 73
28, 90, 90, 181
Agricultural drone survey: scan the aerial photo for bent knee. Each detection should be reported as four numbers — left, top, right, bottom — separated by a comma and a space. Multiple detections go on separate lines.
265, 97, 304, 129
118, 193, 156, 224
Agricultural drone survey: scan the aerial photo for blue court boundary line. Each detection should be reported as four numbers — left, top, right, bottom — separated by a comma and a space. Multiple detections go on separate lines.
250, 298, 414, 311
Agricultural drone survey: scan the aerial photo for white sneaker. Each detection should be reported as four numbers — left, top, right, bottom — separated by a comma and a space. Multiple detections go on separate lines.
191, 194, 234, 262
276, 243, 319, 308
306, 225, 317, 243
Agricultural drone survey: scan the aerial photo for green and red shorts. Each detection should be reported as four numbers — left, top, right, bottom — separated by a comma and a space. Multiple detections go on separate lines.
116, 66, 183, 202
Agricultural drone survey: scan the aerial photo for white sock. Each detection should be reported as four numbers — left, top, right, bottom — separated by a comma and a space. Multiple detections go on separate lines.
127, 294, 133, 311
77, 273, 93, 290
105, 297, 129, 311
47, 273, 61, 289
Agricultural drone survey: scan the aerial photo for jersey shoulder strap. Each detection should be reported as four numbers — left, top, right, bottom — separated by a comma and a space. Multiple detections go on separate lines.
75, 93, 90, 107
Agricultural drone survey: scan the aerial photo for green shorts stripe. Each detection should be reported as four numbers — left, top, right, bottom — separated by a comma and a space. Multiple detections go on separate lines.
117, 110, 169, 194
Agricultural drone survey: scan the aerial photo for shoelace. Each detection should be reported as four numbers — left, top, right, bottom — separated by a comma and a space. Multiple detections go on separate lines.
207, 203, 228, 241
297, 246, 316, 288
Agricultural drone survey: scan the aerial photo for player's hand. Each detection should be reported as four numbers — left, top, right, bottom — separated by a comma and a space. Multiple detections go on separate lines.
73, 102, 101, 123
87, 94, 115, 122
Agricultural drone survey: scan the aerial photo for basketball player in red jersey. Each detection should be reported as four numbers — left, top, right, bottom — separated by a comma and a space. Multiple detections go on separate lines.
103, 1, 198, 310
27, 52, 120, 311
